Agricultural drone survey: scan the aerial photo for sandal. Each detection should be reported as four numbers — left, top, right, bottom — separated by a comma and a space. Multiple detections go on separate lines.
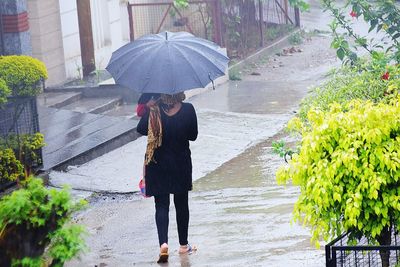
157, 246, 169, 263
179, 244, 197, 255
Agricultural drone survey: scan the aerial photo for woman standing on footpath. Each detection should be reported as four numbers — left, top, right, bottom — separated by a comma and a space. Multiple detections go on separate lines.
137, 92, 198, 263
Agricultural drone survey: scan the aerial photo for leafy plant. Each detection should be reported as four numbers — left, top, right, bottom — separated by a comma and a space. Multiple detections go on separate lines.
228, 68, 242, 81
0, 78, 11, 105
277, 98, 400, 266
288, 31, 304, 45
272, 140, 296, 163
0, 177, 87, 266
288, 0, 309, 11
0, 56, 48, 97
0, 133, 46, 177
174, 0, 188, 8
0, 148, 24, 183
322, 0, 400, 64
299, 55, 400, 121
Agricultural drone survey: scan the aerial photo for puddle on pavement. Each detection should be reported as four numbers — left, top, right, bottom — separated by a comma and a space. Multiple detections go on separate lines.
189, 135, 325, 266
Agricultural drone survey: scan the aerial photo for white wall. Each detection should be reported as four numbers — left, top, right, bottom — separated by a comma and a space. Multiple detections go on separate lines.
90, 0, 130, 71
59, 0, 130, 81
59, 0, 82, 80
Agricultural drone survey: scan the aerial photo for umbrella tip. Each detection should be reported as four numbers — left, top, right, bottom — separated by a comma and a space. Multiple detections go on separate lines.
166, 32, 168, 40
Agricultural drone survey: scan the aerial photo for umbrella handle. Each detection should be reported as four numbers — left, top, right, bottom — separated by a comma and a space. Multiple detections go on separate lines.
208, 73, 215, 90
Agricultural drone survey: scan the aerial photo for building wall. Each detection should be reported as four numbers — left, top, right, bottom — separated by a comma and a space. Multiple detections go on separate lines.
2, 0, 32, 56
59, 0, 129, 82
27, 0, 65, 86
59, 0, 82, 81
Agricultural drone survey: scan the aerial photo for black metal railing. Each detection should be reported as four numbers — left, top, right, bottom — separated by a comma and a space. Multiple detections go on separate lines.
326, 231, 400, 267
0, 96, 42, 191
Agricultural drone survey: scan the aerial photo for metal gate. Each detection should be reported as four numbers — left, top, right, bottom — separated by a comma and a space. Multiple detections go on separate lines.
127, 0, 300, 59
127, 0, 222, 44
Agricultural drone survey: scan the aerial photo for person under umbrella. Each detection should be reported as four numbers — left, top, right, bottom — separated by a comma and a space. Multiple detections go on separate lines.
106, 31, 228, 263
137, 92, 197, 263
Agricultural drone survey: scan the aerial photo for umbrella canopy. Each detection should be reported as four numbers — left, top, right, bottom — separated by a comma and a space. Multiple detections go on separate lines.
106, 31, 229, 94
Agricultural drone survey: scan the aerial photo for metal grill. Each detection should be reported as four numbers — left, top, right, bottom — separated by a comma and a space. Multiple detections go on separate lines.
128, 0, 299, 60
326, 231, 400, 267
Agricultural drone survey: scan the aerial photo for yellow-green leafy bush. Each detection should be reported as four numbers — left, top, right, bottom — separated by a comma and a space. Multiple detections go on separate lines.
0, 78, 10, 105
0, 56, 48, 97
277, 97, 400, 248
0, 133, 45, 177
0, 148, 24, 182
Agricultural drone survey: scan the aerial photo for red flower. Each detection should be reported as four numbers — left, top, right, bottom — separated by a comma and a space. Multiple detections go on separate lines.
381, 71, 390, 80
350, 10, 358, 18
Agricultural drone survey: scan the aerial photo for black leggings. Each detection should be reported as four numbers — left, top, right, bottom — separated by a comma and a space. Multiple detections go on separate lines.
154, 192, 189, 247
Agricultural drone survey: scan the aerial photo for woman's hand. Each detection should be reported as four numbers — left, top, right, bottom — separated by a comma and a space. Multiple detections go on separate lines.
146, 97, 159, 108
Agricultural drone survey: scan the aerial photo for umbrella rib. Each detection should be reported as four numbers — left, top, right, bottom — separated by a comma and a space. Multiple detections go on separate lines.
142, 44, 170, 93
108, 40, 156, 64
176, 39, 229, 60
173, 47, 206, 89
110, 43, 162, 81
175, 43, 228, 74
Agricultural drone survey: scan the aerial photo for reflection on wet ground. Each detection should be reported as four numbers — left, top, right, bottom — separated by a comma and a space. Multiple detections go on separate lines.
67, 134, 324, 267
189, 137, 325, 266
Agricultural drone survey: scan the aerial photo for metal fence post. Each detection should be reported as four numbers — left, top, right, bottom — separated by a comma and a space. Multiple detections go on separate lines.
127, 3, 134, 41
212, 0, 223, 46
294, 7, 300, 27
258, 0, 264, 47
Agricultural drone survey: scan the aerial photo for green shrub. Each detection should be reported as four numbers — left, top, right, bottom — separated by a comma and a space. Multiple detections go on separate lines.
0, 148, 24, 183
0, 177, 87, 266
0, 133, 45, 176
229, 68, 242, 81
277, 97, 400, 256
299, 57, 400, 121
0, 56, 48, 97
0, 78, 11, 105
288, 31, 303, 45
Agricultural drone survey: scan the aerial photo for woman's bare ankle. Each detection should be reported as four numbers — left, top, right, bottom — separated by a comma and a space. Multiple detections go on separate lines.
179, 244, 189, 253
160, 243, 168, 252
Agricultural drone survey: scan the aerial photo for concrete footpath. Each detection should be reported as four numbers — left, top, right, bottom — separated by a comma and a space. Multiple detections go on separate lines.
58, 32, 339, 266
55, 1, 350, 265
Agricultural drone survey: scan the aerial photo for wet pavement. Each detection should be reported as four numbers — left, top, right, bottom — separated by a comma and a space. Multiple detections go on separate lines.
38, 106, 140, 170
57, 2, 365, 265
60, 33, 338, 266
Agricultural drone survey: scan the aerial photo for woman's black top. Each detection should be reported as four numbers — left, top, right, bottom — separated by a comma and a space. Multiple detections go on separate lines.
137, 102, 198, 196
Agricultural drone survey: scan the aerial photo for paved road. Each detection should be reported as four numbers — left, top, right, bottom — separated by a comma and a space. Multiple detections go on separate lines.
61, 31, 339, 266
58, 1, 371, 265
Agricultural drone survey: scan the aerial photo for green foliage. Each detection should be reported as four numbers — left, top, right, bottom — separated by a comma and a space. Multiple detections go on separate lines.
277, 97, 400, 247
47, 225, 87, 266
288, 0, 310, 11
0, 56, 48, 97
0, 177, 87, 266
11, 257, 43, 267
0, 78, 11, 105
228, 68, 242, 81
174, 0, 188, 8
0, 133, 46, 175
322, 0, 400, 64
299, 55, 400, 121
0, 148, 24, 182
288, 31, 304, 45
271, 140, 290, 157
